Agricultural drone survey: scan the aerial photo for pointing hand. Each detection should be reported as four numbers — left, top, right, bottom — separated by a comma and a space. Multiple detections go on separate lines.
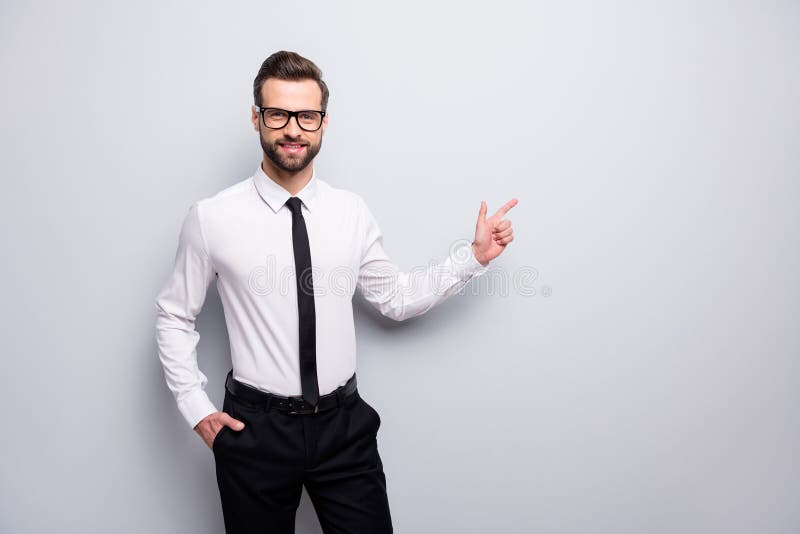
471, 198, 518, 266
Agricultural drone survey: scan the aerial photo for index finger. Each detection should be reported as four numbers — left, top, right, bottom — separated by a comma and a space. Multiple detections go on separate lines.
493, 198, 518, 219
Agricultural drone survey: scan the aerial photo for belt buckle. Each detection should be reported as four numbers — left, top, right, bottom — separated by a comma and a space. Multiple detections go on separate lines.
287, 396, 318, 415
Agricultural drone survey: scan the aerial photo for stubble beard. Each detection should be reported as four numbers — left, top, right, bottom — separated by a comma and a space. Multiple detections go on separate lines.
261, 134, 323, 173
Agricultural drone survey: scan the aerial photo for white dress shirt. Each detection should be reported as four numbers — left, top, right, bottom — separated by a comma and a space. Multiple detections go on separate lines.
155, 163, 490, 430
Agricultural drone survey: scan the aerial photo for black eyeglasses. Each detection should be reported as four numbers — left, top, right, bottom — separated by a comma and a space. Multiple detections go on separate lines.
254, 106, 326, 132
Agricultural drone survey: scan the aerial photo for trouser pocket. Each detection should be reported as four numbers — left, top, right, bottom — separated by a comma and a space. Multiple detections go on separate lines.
212, 391, 239, 454
358, 393, 381, 432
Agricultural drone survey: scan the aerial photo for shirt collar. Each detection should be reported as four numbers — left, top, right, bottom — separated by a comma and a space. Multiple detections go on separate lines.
252, 162, 319, 214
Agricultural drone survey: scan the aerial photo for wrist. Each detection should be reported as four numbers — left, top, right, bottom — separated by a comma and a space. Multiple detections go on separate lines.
471, 242, 489, 267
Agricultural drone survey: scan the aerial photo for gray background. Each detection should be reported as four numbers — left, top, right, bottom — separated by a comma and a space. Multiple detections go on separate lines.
1, 1, 798, 533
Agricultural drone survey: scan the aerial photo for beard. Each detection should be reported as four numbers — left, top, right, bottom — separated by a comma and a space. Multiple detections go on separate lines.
260, 134, 323, 173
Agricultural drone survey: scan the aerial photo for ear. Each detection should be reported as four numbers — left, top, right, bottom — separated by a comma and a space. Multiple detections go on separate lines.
321, 111, 329, 134
251, 105, 260, 132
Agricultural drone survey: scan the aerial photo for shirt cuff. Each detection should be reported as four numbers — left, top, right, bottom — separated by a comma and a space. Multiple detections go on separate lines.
178, 388, 219, 430
451, 240, 490, 281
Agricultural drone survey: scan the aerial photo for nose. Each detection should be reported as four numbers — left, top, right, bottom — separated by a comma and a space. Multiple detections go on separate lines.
283, 115, 303, 138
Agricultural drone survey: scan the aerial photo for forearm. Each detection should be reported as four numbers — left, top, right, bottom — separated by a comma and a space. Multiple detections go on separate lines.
358, 239, 488, 321
155, 300, 218, 429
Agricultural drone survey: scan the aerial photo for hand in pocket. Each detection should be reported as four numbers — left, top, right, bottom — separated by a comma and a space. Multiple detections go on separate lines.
194, 411, 246, 449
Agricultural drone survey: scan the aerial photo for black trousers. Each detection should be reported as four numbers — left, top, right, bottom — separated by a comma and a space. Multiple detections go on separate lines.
212, 375, 393, 534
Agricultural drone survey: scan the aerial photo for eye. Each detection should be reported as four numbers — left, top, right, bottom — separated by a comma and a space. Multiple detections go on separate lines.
267, 110, 288, 119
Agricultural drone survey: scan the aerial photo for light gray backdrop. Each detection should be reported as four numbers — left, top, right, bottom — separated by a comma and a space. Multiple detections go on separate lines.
1, 1, 798, 533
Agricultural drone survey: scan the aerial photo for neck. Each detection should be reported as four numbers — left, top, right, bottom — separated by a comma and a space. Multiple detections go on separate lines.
260, 158, 313, 196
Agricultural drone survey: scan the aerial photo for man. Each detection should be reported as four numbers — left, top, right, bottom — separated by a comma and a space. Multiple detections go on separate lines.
155, 50, 517, 534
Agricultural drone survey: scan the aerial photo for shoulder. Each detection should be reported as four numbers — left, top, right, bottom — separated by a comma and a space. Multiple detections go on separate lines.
316, 178, 369, 213
197, 175, 253, 208
192, 175, 255, 219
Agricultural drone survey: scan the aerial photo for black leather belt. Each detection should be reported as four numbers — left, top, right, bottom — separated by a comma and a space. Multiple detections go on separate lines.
224, 369, 357, 414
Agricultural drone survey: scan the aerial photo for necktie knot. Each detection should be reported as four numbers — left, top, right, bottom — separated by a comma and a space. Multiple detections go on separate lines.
286, 197, 303, 216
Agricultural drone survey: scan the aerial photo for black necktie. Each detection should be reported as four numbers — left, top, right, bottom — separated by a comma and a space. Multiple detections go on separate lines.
285, 196, 319, 406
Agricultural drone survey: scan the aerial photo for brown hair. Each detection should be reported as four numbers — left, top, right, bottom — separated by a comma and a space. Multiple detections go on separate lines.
253, 50, 329, 111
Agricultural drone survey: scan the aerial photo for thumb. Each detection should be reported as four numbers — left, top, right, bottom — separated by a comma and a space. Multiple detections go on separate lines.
477, 200, 487, 221
224, 413, 245, 430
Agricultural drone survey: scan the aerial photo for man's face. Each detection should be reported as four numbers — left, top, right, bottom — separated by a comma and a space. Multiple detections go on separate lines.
252, 78, 328, 174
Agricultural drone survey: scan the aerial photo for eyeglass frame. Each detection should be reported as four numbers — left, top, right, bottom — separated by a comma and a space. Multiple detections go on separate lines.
253, 106, 327, 132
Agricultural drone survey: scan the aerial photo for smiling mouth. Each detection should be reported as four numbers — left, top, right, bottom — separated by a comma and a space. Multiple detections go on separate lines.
278, 142, 306, 153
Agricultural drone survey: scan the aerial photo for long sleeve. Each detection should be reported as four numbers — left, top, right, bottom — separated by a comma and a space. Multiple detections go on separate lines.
155, 201, 218, 430
355, 196, 489, 322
